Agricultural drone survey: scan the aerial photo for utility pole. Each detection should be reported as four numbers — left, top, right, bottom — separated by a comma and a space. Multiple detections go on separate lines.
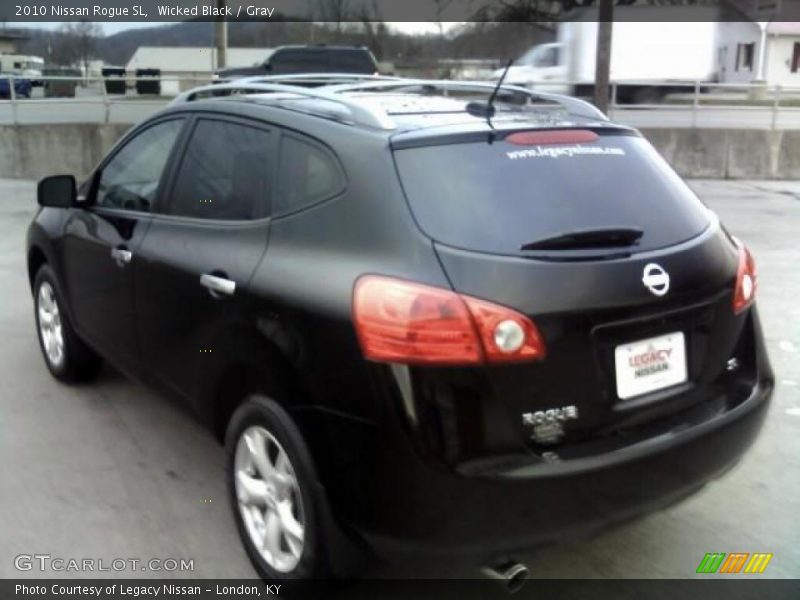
214, 0, 228, 70
594, 0, 613, 114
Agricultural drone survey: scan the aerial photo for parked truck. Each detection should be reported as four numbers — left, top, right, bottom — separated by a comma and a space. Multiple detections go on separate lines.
495, 21, 719, 103
0, 54, 44, 85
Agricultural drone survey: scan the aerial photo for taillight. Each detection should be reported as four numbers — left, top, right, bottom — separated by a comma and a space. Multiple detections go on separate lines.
353, 275, 546, 365
733, 242, 757, 314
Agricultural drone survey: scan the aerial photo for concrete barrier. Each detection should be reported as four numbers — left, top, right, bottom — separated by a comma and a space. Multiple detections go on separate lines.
639, 128, 800, 179
0, 124, 130, 181
2, 123, 800, 181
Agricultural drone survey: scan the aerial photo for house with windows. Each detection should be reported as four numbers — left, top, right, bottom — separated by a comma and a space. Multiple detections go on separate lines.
0, 29, 28, 54
717, 21, 800, 85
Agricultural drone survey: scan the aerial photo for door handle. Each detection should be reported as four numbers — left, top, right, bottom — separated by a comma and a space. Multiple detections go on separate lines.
111, 247, 132, 267
200, 273, 236, 298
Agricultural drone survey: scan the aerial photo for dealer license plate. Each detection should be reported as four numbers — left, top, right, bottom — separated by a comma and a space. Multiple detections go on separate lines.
614, 332, 687, 400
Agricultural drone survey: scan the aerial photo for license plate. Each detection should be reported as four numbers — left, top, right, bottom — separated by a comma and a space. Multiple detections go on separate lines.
614, 332, 687, 400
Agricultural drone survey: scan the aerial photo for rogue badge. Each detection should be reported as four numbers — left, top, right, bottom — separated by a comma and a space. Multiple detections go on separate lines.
522, 405, 579, 444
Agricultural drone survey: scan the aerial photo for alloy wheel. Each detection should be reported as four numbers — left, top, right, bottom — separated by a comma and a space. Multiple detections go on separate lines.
37, 281, 65, 368
234, 425, 306, 573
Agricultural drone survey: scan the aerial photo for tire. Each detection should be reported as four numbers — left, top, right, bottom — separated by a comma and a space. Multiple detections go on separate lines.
226, 395, 329, 580
33, 264, 103, 383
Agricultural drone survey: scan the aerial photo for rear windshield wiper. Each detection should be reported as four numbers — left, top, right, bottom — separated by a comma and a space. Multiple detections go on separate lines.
520, 227, 644, 251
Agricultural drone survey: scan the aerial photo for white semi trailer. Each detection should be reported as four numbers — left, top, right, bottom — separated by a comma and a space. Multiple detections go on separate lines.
496, 21, 719, 103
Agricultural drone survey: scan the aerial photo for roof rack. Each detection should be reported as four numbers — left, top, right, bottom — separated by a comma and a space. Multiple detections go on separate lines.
171, 78, 396, 130
217, 73, 404, 86
324, 79, 609, 122
171, 76, 608, 130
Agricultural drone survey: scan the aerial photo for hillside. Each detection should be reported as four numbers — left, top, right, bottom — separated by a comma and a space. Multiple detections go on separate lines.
15, 20, 553, 67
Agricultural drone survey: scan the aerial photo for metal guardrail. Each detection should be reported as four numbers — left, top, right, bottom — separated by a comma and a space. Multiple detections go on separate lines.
1, 74, 174, 125
3, 75, 800, 129
605, 80, 800, 130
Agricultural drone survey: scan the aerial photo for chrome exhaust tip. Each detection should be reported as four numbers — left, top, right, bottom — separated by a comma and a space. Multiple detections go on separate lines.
481, 561, 530, 594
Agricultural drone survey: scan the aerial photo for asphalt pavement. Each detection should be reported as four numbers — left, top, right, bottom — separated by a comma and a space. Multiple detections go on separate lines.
0, 178, 798, 581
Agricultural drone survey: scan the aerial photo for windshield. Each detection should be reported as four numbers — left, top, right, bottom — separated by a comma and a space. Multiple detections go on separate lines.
393, 133, 711, 256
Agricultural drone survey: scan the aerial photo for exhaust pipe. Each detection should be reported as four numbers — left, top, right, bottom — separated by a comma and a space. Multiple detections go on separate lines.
481, 561, 529, 594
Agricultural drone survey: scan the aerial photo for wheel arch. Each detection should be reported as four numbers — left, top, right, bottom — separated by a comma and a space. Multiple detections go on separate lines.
197, 325, 310, 443
27, 245, 48, 291
206, 326, 373, 577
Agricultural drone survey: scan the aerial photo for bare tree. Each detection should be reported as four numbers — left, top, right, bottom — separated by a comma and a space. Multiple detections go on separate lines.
317, 0, 350, 38
433, 0, 455, 38
54, 21, 101, 77
356, 0, 387, 60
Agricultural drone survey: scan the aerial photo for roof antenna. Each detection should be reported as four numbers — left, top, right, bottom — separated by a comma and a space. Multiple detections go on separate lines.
467, 58, 513, 142
487, 59, 514, 116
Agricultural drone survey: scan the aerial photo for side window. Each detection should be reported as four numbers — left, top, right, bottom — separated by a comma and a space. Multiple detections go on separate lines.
95, 119, 183, 212
535, 47, 559, 68
166, 119, 272, 221
275, 136, 345, 215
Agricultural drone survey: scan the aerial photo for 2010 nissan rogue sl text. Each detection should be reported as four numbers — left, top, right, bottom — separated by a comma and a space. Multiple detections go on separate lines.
26, 76, 773, 584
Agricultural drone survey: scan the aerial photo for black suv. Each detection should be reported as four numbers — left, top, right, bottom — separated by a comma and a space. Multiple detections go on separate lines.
214, 45, 379, 80
27, 77, 773, 585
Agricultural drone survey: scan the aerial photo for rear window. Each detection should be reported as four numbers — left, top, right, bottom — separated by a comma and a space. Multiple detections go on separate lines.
393, 134, 710, 255
270, 48, 376, 74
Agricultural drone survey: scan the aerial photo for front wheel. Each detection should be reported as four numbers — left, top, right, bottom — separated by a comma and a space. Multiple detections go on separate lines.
33, 265, 103, 382
226, 395, 329, 580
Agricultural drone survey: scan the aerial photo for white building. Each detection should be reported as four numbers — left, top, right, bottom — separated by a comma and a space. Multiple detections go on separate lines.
717, 21, 800, 86
126, 46, 273, 93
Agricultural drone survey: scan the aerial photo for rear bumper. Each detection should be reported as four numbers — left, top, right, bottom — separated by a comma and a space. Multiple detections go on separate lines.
311, 308, 773, 565
364, 376, 771, 561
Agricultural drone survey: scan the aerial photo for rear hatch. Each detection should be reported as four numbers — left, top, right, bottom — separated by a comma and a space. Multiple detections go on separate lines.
392, 128, 744, 457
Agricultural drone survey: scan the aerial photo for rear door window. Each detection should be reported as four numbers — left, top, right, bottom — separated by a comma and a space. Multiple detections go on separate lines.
393, 133, 710, 255
165, 118, 272, 221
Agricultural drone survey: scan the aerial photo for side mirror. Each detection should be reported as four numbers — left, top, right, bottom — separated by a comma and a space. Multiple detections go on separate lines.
37, 175, 76, 208
263, 63, 273, 72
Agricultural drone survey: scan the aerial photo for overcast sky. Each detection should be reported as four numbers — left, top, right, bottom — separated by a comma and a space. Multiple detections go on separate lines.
16, 21, 452, 36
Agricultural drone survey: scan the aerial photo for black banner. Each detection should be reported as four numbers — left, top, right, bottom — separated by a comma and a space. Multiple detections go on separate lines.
3, 579, 800, 600
0, 0, 799, 23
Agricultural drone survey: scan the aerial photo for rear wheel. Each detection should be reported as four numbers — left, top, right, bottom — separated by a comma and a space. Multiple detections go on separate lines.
33, 265, 102, 382
226, 395, 328, 580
